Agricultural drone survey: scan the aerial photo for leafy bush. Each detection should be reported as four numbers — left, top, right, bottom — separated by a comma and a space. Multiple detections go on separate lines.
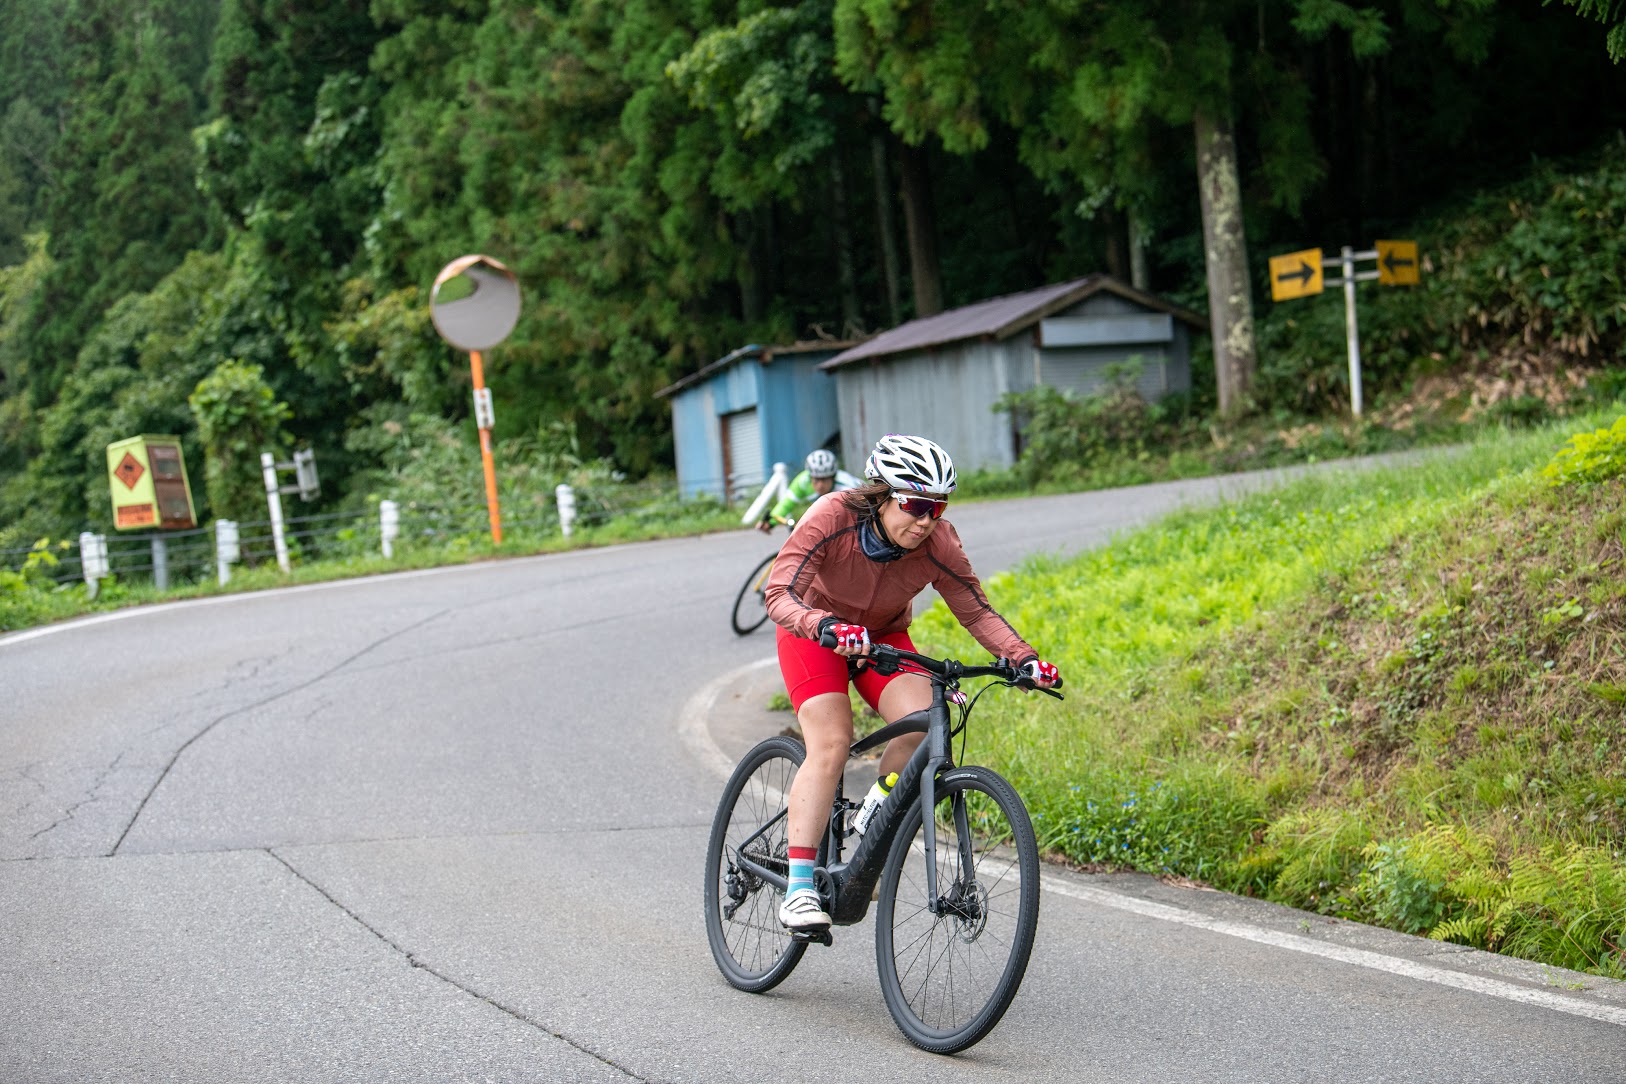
1541, 413, 1626, 485
189, 360, 293, 523
995, 361, 1196, 486
1359, 835, 1451, 935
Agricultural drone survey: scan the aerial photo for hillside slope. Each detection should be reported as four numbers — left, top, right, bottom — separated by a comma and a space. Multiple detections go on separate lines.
921, 417, 1626, 977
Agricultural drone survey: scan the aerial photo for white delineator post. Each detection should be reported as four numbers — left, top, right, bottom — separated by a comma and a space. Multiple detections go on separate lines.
556, 484, 576, 537
261, 452, 290, 573
215, 519, 239, 585
79, 532, 108, 595
380, 500, 399, 558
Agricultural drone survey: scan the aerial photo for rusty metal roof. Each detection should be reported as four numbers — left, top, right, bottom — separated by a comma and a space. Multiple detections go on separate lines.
656, 339, 856, 398
819, 275, 1205, 370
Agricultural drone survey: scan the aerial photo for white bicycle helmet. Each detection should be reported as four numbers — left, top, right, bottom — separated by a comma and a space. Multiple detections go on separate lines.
863, 434, 956, 495
805, 448, 838, 479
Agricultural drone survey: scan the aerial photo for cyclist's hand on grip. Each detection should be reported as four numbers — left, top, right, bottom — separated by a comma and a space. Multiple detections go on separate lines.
1018, 657, 1062, 690
817, 616, 870, 654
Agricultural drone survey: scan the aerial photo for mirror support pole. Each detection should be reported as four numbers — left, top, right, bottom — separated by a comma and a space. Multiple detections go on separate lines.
470, 349, 503, 545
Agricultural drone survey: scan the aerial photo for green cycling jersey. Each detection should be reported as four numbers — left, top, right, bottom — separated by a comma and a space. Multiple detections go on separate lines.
766, 468, 860, 525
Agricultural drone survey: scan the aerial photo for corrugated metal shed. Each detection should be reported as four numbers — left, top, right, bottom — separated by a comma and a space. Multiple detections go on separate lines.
820, 275, 1203, 370
820, 276, 1206, 475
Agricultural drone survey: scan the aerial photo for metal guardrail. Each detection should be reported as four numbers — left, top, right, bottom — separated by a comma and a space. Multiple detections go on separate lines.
1, 476, 734, 593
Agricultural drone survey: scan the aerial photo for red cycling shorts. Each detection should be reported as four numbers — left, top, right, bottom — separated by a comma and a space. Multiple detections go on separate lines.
776, 624, 920, 713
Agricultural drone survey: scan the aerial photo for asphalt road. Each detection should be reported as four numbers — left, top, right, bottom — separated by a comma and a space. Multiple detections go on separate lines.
3, 456, 1623, 1082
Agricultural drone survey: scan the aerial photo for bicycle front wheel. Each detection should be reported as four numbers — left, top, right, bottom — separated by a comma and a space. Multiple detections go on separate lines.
704, 735, 807, 992
730, 553, 777, 636
875, 765, 1040, 1054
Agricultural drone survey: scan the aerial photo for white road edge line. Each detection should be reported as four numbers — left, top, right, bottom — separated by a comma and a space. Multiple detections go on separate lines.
1042, 876, 1626, 1027
685, 658, 1626, 1030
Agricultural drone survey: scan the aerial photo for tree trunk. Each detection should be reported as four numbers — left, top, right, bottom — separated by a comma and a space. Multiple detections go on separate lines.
732, 207, 768, 324
895, 140, 943, 318
868, 103, 902, 328
1128, 209, 1150, 291
1102, 206, 1128, 282
829, 149, 861, 337
1193, 106, 1256, 417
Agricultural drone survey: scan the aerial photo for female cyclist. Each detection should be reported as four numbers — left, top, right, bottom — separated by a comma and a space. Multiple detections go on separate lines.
762, 433, 1061, 931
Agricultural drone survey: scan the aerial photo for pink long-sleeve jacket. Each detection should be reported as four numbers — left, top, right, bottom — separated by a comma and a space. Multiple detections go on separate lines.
763, 494, 1037, 665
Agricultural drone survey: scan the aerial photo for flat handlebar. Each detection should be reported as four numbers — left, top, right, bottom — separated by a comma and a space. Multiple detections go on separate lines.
817, 634, 1064, 695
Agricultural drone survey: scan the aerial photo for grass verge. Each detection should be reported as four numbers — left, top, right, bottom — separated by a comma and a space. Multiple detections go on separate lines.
912, 407, 1626, 978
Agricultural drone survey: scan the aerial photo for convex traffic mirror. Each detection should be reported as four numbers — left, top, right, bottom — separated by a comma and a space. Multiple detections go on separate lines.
429, 255, 521, 351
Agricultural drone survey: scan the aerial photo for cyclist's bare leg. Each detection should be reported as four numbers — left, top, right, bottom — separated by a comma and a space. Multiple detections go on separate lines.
786, 691, 855, 848
874, 672, 931, 781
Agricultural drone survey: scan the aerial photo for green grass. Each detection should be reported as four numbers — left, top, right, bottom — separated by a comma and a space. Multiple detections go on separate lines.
911, 406, 1626, 978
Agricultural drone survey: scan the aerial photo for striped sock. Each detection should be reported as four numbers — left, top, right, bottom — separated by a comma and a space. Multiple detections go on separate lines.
786, 846, 818, 897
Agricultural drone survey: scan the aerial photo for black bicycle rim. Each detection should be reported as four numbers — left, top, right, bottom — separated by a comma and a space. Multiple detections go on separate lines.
874, 765, 1039, 1054
704, 735, 808, 991
730, 553, 776, 636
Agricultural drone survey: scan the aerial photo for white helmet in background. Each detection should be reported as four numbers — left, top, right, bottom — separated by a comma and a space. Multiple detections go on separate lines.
805, 448, 838, 479
864, 434, 956, 495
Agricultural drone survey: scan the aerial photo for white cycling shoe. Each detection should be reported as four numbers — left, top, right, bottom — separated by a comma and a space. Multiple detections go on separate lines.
778, 889, 831, 931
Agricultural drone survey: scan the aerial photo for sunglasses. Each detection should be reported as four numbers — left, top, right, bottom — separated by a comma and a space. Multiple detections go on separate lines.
892, 492, 949, 520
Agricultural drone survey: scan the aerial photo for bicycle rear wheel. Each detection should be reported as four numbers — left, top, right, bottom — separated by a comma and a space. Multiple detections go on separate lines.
704, 735, 808, 992
874, 765, 1040, 1054
730, 553, 776, 636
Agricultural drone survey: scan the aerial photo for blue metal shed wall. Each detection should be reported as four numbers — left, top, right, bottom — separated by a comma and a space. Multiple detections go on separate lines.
833, 339, 1027, 475
670, 385, 716, 498
759, 352, 842, 475
670, 360, 763, 499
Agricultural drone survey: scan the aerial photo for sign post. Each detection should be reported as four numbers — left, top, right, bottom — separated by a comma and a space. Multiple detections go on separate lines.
1268, 240, 1419, 418
430, 255, 522, 546
106, 435, 197, 590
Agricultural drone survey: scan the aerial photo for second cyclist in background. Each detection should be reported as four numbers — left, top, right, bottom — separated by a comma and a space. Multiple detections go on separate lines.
757, 449, 860, 532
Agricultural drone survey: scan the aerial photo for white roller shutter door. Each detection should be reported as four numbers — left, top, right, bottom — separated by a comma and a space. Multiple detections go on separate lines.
724, 408, 763, 499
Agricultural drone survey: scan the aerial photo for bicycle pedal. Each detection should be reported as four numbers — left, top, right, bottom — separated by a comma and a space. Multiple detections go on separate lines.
790, 928, 833, 947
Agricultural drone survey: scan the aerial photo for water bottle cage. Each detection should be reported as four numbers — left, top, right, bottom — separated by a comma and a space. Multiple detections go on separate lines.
839, 797, 860, 838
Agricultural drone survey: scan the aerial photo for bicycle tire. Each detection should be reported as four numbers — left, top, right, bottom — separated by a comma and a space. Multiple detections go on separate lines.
704, 735, 809, 992
874, 765, 1040, 1054
730, 553, 776, 636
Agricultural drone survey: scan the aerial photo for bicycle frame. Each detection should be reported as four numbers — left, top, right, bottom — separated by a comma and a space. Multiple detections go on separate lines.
731, 645, 1039, 927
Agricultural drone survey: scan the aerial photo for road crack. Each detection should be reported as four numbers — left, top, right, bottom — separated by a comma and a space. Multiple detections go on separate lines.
108, 609, 450, 858
266, 849, 649, 1082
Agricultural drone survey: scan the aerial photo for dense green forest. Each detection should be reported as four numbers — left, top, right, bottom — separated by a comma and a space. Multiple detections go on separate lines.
2, 0, 1624, 547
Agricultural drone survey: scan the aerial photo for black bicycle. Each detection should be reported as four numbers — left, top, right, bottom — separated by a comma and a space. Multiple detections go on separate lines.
730, 549, 777, 636
731, 520, 791, 636
703, 641, 1062, 1054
